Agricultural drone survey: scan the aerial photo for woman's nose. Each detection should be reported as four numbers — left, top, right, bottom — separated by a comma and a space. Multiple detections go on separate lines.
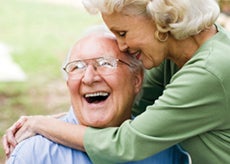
81, 65, 101, 85
117, 39, 128, 52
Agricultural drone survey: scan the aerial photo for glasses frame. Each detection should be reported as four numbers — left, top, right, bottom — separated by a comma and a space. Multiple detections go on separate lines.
63, 56, 131, 75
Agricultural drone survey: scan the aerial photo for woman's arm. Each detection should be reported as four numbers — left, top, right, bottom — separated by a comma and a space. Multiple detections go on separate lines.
84, 65, 228, 163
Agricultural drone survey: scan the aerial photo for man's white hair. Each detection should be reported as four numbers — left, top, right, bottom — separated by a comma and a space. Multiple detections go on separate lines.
61, 24, 114, 80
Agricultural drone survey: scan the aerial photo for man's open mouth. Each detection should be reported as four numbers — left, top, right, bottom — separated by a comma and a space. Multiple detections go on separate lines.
84, 92, 110, 104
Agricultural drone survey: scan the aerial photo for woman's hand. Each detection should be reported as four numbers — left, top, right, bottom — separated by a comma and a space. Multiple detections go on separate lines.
2, 113, 67, 158
2, 112, 86, 158
14, 113, 66, 144
2, 116, 27, 158
14, 116, 39, 143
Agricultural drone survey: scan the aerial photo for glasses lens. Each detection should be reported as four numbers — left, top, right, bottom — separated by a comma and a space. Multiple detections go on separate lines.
97, 57, 116, 68
68, 61, 85, 72
96, 57, 117, 75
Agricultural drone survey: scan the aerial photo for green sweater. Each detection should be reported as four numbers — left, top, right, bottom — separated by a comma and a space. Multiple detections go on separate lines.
84, 24, 230, 164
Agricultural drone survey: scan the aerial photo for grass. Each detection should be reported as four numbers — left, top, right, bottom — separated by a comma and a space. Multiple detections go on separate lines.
0, 0, 101, 162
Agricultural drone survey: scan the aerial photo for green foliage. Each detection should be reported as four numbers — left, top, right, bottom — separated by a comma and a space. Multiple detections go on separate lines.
0, 0, 101, 161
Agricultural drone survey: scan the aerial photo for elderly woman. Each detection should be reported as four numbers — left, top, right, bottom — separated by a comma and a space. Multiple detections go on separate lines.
3, 0, 230, 163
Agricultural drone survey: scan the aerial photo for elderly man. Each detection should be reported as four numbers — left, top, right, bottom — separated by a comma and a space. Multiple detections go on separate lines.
5, 27, 190, 164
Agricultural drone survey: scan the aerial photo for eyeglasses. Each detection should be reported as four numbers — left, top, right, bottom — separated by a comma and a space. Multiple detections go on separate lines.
63, 56, 131, 79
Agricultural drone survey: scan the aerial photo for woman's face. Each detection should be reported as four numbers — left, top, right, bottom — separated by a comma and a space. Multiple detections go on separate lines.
102, 12, 167, 69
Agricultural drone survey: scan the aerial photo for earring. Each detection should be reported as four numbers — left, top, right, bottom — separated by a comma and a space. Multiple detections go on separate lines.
155, 30, 168, 42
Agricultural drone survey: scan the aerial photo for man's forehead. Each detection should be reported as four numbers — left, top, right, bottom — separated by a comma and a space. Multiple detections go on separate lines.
70, 35, 123, 60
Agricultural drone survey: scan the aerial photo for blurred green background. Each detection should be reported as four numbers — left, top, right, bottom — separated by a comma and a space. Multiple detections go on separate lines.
0, 0, 101, 162
0, 0, 229, 163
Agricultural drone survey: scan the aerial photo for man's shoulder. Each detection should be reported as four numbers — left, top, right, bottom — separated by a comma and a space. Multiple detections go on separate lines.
7, 135, 49, 163
8, 134, 91, 164
13, 135, 46, 153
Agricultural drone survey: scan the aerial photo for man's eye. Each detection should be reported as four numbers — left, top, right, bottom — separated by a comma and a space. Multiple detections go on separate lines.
118, 31, 126, 37
98, 60, 114, 67
70, 62, 85, 71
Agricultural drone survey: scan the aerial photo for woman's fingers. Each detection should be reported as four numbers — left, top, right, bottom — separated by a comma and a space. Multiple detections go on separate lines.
2, 134, 10, 157
2, 116, 28, 157
15, 125, 32, 143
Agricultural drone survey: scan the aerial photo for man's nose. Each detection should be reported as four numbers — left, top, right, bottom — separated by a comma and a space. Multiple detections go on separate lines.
81, 65, 101, 85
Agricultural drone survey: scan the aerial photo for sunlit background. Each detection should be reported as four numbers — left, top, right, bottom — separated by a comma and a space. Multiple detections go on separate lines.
0, 0, 229, 163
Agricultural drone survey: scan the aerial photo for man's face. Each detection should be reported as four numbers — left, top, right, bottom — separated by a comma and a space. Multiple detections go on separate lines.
66, 34, 142, 128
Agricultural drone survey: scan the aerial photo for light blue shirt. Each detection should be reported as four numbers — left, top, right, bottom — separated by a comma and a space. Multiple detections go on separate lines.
7, 108, 190, 164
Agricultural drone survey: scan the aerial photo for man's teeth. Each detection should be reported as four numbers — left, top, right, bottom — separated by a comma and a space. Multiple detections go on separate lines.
85, 92, 109, 98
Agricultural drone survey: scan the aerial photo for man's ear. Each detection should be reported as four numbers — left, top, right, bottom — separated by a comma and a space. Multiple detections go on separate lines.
134, 70, 144, 94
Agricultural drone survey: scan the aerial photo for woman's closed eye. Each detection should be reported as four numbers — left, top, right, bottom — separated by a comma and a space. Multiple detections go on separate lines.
118, 31, 126, 37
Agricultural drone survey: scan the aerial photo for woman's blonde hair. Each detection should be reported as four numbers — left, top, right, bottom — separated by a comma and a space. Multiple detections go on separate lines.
83, 0, 220, 39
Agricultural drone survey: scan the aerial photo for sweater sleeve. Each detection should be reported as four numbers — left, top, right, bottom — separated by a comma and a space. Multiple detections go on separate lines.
84, 64, 228, 164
